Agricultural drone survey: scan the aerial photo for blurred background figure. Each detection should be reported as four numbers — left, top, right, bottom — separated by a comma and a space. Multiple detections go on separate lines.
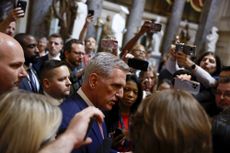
139, 66, 158, 98
205, 26, 219, 52
37, 37, 48, 57
0, 7, 24, 37
101, 15, 114, 39
72, 0, 88, 39
111, 6, 129, 47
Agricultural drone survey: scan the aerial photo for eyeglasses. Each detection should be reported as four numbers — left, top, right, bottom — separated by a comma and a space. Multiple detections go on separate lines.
216, 90, 230, 98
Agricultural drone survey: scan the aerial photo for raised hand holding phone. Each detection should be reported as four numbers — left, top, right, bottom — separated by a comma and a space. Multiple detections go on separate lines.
16, 0, 27, 17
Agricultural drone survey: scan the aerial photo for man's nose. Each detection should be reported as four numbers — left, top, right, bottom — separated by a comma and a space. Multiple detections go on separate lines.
115, 88, 124, 98
33, 45, 39, 53
19, 67, 28, 78
66, 77, 72, 85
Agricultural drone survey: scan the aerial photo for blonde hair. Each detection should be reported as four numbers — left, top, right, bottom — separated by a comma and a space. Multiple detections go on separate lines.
0, 90, 62, 153
130, 89, 212, 153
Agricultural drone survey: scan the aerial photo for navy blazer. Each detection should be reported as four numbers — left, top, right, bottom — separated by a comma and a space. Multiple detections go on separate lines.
19, 68, 41, 93
59, 94, 116, 153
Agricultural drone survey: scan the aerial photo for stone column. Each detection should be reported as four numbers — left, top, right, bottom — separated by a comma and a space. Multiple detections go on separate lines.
86, 0, 104, 38
161, 0, 186, 55
123, 0, 146, 45
27, 0, 53, 37
194, 0, 222, 55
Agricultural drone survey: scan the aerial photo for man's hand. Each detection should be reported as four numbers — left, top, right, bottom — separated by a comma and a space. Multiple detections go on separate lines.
138, 20, 152, 35
8, 7, 25, 21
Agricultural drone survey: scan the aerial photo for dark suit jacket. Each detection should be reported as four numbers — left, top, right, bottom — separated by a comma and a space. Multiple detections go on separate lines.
19, 68, 41, 93
19, 76, 33, 92
59, 94, 116, 153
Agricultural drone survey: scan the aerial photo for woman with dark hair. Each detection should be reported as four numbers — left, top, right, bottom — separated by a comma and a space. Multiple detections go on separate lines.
176, 51, 222, 88
105, 74, 143, 152
196, 51, 221, 78
177, 51, 222, 116
162, 48, 222, 116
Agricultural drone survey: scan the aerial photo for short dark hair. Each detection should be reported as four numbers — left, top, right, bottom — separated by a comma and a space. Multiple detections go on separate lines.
48, 33, 63, 44
39, 60, 67, 80
212, 107, 230, 153
64, 39, 84, 53
14, 33, 27, 45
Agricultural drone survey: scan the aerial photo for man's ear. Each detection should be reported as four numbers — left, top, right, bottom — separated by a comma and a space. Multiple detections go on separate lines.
88, 73, 98, 89
42, 78, 50, 89
64, 50, 69, 58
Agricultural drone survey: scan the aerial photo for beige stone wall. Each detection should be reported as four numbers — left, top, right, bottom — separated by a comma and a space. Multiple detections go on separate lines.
216, 0, 230, 66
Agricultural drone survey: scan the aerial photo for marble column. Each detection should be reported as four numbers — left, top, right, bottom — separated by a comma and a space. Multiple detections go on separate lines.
161, 0, 186, 55
27, 0, 53, 37
86, 0, 104, 39
123, 0, 146, 45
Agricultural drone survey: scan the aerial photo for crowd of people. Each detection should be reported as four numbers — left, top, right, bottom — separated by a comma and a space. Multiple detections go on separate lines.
0, 5, 230, 153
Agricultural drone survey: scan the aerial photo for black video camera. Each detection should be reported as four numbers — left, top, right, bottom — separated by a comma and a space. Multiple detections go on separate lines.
175, 43, 196, 56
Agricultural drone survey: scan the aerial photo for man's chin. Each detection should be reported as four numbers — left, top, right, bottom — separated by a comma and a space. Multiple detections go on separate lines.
12, 86, 19, 90
105, 103, 114, 111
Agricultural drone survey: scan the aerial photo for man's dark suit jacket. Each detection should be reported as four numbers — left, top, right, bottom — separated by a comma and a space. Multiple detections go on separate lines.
19, 68, 41, 93
59, 94, 116, 153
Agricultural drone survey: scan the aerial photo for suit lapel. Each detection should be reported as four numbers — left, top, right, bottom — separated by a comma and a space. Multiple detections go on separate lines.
92, 121, 104, 143
74, 94, 105, 142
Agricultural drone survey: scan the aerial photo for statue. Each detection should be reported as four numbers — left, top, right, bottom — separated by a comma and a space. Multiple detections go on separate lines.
101, 15, 114, 39
179, 22, 191, 43
52, 0, 78, 40
71, 0, 88, 39
151, 17, 164, 55
111, 6, 129, 47
205, 26, 219, 52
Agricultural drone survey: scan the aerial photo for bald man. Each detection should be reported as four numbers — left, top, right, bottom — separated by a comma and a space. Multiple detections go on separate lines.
0, 32, 27, 94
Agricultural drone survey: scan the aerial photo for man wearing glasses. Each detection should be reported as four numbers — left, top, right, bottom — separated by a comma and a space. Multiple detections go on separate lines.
63, 39, 86, 95
215, 66, 230, 111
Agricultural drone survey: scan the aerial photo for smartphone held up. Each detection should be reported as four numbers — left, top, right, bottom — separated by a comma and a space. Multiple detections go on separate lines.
16, 0, 27, 16
88, 10, 94, 16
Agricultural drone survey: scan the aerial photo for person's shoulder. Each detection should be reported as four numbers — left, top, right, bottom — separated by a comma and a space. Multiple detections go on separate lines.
61, 95, 81, 106
60, 95, 87, 111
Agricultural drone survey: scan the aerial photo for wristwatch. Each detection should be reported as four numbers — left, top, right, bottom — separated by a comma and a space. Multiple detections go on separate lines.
191, 64, 196, 70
